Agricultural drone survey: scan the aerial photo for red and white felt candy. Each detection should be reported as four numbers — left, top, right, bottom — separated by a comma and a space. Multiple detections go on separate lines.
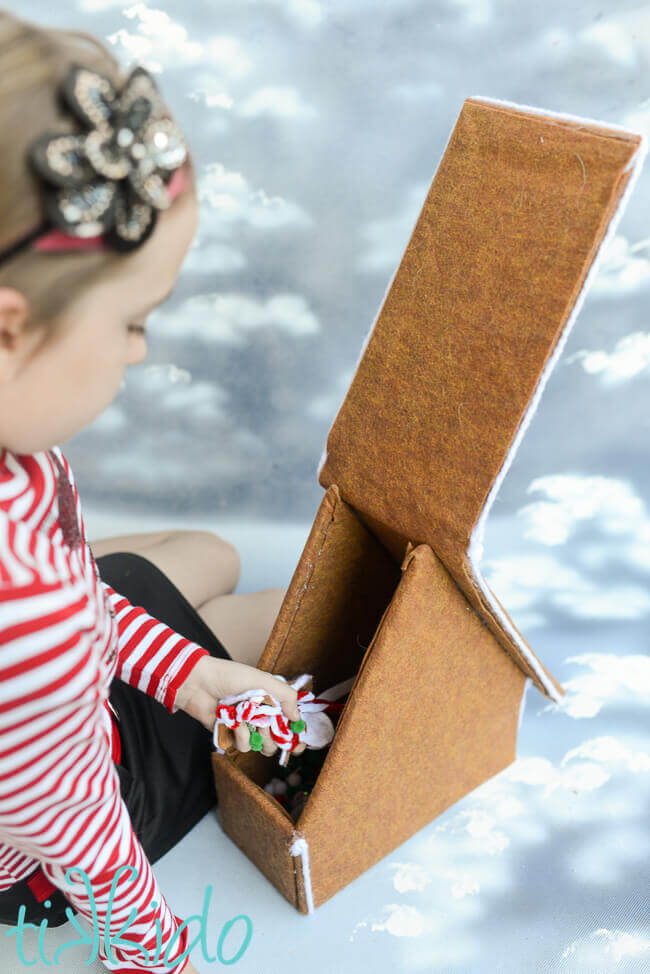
213, 673, 342, 766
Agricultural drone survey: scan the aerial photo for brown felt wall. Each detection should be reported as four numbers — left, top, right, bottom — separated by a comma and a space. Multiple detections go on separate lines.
212, 97, 645, 914
317, 97, 642, 698
214, 485, 525, 912
211, 748, 299, 907
296, 541, 526, 908
256, 484, 402, 692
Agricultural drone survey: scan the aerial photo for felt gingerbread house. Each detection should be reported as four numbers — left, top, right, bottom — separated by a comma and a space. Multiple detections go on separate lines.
211, 96, 647, 914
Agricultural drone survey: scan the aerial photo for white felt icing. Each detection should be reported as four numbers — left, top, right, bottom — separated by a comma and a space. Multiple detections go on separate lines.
467, 97, 647, 701
316, 98, 648, 702
290, 835, 314, 914
517, 676, 531, 750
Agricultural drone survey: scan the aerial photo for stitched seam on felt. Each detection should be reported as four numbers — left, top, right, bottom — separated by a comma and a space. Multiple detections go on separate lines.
295, 542, 413, 834
349, 546, 422, 692
289, 833, 314, 913
460, 561, 550, 694
269, 495, 338, 672
290, 834, 305, 911
298, 567, 402, 824
466, 98, 638, 146
462, 562, 536, 677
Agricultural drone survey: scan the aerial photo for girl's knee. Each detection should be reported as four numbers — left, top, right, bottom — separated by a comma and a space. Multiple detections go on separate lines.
262, 586, 287, 608
190, 530, 241, 591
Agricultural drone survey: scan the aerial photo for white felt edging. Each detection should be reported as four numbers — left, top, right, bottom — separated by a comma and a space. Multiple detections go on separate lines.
466, 96, 648, 702
290, 835, 314, 914
517, 676, 531, 742
316, 96, 647, 702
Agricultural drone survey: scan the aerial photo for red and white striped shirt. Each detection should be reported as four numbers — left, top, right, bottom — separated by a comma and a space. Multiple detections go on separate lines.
0, 445, 210, 972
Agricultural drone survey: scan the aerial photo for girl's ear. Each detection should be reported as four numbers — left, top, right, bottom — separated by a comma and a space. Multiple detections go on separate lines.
0, 288, 32, 383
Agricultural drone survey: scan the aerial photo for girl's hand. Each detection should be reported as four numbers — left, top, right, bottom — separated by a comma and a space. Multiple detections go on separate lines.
174, 657, 307, 757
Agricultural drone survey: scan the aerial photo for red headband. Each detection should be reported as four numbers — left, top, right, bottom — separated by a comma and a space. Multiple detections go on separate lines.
31, 162, 192, 253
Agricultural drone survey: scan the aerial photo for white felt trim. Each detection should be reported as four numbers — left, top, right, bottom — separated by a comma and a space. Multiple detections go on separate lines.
316, 97, 647, 702
517, 676, 531, 743
467, 95, 649, 158
466, 97, 648, 702
290, 835, 314, 914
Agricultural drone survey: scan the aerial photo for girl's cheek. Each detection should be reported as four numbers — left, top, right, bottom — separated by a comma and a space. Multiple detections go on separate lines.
126, 334, 148, 366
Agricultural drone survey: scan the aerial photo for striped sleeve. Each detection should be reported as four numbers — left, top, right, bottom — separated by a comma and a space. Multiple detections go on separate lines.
52, 446, 210, 715
100, 580, 209, 714
0, 515, 192, 973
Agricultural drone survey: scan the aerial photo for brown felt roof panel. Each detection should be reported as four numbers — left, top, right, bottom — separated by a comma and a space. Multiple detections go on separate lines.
317, 95, 647, 701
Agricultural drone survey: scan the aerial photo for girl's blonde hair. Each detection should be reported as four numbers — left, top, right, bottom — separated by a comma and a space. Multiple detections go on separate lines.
0, 12, 175, 331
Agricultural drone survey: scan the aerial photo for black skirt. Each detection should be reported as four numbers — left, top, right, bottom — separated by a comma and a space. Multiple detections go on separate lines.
0, 551, 232, 928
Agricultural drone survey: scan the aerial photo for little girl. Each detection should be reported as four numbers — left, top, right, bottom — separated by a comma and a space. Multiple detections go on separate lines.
0, 12, 304, 973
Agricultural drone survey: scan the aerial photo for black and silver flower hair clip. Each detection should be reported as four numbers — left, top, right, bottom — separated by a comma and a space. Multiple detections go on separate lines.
27, 62, 189, 252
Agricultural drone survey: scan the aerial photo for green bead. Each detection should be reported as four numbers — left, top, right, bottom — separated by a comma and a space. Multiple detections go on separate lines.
249, 729, 264, 750
290, 719, 306, 733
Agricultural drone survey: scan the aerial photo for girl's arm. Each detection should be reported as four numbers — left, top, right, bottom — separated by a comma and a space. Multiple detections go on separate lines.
53, 446, 211, 713
99, 577, 210, 713
0, 515, 194, 973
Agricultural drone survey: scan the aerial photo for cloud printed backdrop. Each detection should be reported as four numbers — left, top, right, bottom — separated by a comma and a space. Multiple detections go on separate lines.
14, 2, 650, 972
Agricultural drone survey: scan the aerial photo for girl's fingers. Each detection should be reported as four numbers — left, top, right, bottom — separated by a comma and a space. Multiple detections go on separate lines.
237, 722, 278, 757
260, 675, 300, 722
230, 716, 307, 758
234, 722, 251, 752
261, 727, 278, 757
257, 725, 307, 758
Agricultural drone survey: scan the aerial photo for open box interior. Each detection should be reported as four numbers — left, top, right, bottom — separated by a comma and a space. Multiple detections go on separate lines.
223, 484, 405, 821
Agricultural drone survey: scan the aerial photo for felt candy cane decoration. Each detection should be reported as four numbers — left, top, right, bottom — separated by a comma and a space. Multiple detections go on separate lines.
213, 673, 346, 766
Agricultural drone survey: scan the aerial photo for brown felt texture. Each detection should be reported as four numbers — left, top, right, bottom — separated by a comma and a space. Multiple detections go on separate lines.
296, 541, 526, 908
256, 484, 402, 691
212, 97, 644, 914
213, 508, 526, 912
317, 97, 642, 698
211, 749, 299, 907
214, 487, 525, 912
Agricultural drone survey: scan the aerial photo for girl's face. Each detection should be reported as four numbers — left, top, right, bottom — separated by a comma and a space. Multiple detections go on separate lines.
0, 165, 199, 455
